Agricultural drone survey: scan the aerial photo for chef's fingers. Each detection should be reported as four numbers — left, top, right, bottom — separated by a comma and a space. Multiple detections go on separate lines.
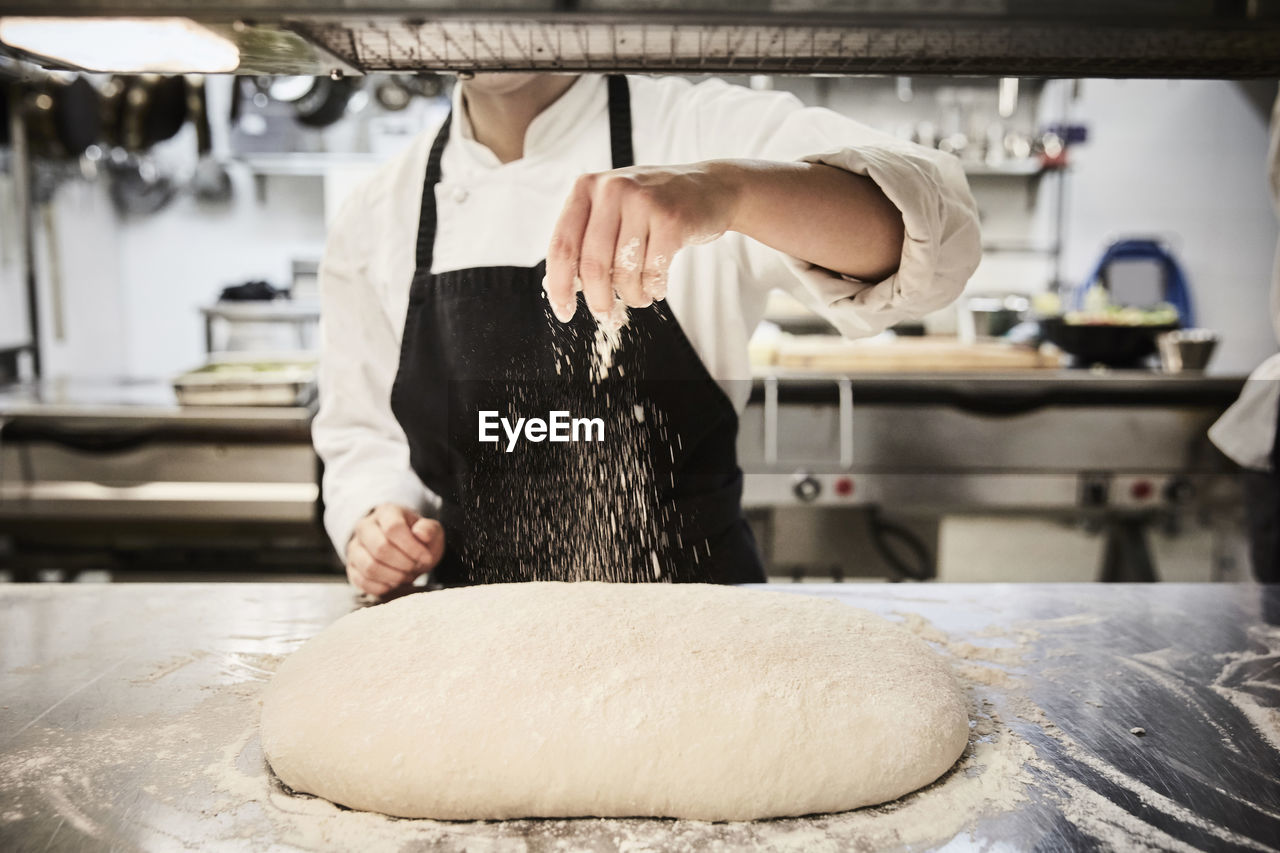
578, 177, 623, 315
354, 521, 419, 575
642, 225, 682, 301
611, 214, 649, 308
545, 175, 593, 322
373, 505, 434, 568
350, 540, 414, 588
345, 541, 403, 596
410, 518, 447, 570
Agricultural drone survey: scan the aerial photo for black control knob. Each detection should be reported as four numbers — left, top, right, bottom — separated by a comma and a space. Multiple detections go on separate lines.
1164, 477, 1195, 504
793, 473, 821, 503
1079, 473, 1110, 507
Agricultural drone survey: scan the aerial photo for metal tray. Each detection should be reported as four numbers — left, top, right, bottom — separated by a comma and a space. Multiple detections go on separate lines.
173, 355, 317, 407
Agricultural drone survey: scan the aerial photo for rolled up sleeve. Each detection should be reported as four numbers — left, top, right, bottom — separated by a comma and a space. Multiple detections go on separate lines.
312, 184, 434, 558
786, 142, 982, 338
683, 79, 983, 338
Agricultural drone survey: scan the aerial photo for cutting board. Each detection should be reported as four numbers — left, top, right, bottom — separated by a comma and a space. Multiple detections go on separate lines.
766, 336, 1062, 372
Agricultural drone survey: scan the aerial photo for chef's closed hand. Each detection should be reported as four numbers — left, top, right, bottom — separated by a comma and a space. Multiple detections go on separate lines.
345, 503, 445, 596
543, 161, 744, 321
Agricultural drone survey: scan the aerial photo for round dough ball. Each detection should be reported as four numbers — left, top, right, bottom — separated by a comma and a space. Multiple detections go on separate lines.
261, 582, 968, 820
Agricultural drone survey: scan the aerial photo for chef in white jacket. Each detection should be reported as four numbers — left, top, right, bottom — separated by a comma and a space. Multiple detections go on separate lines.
313, 73, 982, 596
1209, 85, 1280, 583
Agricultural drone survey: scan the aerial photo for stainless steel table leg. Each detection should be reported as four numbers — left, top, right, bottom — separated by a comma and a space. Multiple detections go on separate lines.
1099, 517, 1158, 582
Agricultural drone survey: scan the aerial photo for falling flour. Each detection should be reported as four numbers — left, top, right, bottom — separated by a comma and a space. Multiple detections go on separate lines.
462, 282, 689, 584
492, 259, 699, 584
589, 296, 629, 383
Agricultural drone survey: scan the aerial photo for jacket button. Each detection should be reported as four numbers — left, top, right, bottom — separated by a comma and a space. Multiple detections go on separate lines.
451, 187, 469, 204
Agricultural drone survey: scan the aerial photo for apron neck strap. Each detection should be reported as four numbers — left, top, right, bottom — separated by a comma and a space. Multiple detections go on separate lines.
416, 75, 634, 273
606, 74, 634, 170
416, 112, 453, 274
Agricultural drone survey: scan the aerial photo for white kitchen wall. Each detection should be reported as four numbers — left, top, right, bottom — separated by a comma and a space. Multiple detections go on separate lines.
19, 75, 1279, 379
30, 157, 328, 379
773, 76, 1278, 371
1052, 78, 1278, 374
32, 179, 127, 377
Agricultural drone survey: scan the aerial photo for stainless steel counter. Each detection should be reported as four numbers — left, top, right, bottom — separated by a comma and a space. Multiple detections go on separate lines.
0, 377, 314, 439
0, 379, 328, 574
2, 582, 1277, 851
0, 372, 1252, 579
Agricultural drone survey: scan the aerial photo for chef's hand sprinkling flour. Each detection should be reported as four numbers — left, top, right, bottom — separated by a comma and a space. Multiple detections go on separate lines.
538, 161, 740, 381
542, 163, 741, 322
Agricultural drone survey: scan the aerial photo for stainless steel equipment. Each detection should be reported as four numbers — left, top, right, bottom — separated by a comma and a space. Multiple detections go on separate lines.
2, 2, 1279, 77
738, 370, 1246, 581
0, 378, 331, 574
200, 302, 321, 354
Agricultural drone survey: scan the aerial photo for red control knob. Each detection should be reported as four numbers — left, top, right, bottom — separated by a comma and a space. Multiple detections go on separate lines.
1130, 480, 1153, 501
834, 477, 854, 497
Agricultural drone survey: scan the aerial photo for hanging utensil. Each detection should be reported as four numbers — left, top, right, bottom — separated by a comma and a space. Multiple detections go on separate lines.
53, 76, 101, 157
404, 73, 445, 99
293, 75, 361, 127
0, 84, 10, 148
20, 75, 102, 160
247, 73, 363, 127
106, 151, 176, 216
112, 75, 189, 153
374, 76, 413, 111
39, 202, 66, 342
255, 75, 314, 104
189, 77, 232, 204
140, 75, 189, 149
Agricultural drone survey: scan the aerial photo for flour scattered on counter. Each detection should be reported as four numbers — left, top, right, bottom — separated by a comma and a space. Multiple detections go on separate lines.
206, 691, 1041, 853
894, 611, 949, 644
129, 651, 208, 683
895, 611, 1027, 688
1209, 623, 1280, 753
1035, 702, 1269, 851
948, 642, 1027, 668
1051, 773, 1202, 853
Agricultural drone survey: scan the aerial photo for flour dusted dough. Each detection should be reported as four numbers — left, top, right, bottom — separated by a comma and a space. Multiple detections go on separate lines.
260, 582, 968, 820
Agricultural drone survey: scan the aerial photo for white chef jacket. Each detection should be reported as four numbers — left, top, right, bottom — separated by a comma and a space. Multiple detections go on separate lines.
313, 73, 982, 555
1209, 86, 1280, 473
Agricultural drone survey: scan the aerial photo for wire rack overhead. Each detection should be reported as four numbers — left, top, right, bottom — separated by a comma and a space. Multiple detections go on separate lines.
1, 1, 1278, 76
287, 17, 1280, 77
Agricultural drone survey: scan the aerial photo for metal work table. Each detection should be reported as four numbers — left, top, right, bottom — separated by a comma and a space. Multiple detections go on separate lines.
1, 582, 1277, 851
0, 379, 328, 575
0, 377, 314, 441
748, 369, 1248, 411
737, 371, 1248, 581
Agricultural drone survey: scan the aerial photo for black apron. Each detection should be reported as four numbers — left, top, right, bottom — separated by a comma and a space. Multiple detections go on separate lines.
389, 76, 763, 587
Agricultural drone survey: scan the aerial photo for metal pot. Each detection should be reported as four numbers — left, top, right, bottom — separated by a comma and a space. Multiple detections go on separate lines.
1157, 329, 1219, 373
252, 74, 362, 127
958, 293, 1029, 342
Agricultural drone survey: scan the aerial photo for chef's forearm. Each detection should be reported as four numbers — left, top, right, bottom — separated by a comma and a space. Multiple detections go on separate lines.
717, 159, 905, 283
